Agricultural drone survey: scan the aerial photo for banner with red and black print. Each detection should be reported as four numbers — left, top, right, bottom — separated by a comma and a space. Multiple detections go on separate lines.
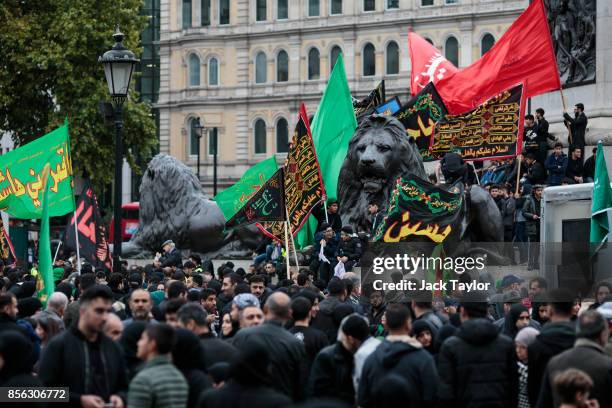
0, 218, 16, 266
65, 182, 112, 270
394, 82, 448, 162
430, 83, 526, 161
373, 175, 464, 243
226, 168, 285, 229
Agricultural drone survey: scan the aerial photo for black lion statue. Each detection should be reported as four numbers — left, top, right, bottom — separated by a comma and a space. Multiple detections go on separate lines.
338, 115, 504, 246
122, 154, 259, 257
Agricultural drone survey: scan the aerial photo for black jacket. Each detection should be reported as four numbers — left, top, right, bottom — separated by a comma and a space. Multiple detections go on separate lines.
583, 155, 596, 180
527, 321, 575, 406
311, 296, 345, 343
537, 338, 612, 408
358, 335, 438, 408
535, 118, 554, 144
198, 380, 291, 408
309, 342, 355, 405
231, 320, 306, 401
160, 247, 182, 268
563, 112, 587, 147
39, 326, 128, 406
525, 161, 546, 185
565, 156, 584, 180
199, 333, 238, 369
0, 314, 30, 338
522, 194, 542, 236
336, 236, 362, 262
437, 318, 518, 408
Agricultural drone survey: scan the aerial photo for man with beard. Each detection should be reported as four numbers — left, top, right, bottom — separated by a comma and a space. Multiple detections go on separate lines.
335, 226, 362, 272
123, 289, 156, 326
39, 285, 128, 407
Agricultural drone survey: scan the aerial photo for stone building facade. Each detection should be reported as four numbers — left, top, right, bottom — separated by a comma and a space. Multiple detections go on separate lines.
157, 0, 530, 194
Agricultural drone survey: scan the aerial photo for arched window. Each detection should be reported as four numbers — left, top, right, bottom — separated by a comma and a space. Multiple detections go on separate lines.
189, 118, 200, 156
276, 118, 289, 153
481, 33, 495, 56
308, 48, 320, 80
208, 57, 219, 86
330, 46, 342, 72
255, 52, 267, 84
254, 119, 267, 154
445, 36, 459, 67
363, 43, 375, 76
386, 41, 399, 75
188, 54, 200, 86
182, 0, 192, 29
277, 50, 289, 82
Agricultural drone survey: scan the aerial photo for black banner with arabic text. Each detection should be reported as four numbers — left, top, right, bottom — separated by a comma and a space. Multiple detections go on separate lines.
430, 83, 525, 161
354, 81, 386, 118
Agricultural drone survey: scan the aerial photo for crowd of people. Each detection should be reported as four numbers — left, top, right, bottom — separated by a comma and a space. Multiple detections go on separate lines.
1, 239, 612, 408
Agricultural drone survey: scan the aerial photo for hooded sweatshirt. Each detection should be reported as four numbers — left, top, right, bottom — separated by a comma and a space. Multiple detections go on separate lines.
527, 321, 575, 406
437, 318, 518, 408
358, 334, 438, 408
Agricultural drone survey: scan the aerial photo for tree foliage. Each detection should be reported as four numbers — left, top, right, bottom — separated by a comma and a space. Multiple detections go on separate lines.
0, 0, 156, 188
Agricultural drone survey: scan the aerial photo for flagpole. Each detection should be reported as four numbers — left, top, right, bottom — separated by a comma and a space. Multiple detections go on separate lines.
559, 88, 573, 146
53, 241, 62, 265
285, 207, 300, 276
283, 221, 290, 280
72, 211, 81, 274
470, 162, 480, 185
323, 200, 329, 224
515, 155, 522, 196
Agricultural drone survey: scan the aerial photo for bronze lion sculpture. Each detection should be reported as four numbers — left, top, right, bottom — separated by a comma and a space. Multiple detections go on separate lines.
338, 115, 504, 248
122, 154, 259, 257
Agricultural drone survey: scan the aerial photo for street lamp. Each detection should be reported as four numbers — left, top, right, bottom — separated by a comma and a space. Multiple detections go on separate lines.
193, 118, 204, 180
99, 26, 139, 272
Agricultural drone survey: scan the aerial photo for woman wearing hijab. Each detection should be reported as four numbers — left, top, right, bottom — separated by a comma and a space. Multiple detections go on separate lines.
503, 304, 531, 339
515, 327, 540, 408
412, 320, 436, 354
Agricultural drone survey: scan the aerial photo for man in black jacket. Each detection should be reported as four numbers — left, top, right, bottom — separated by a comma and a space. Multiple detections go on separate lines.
0, 293, 29, 338
563, 103, 588, 161
335, 226, 362, 272
437, 291, 518, 408
359, 303, 438, 408
565, 146, 584, 184
535, 108, 556, 165
527, 289, 576, 406
309, 314, 369, 405
537, 310, 612, 408
583, 147, 597, 182
155, 240, 182, 269
231, 292, 306, 401
523, 153, 546, 188
39, 285, 128, 407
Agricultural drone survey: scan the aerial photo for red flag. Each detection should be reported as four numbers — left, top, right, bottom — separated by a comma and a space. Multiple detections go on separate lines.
409, 32, 458, 96
436, 0, 561, 115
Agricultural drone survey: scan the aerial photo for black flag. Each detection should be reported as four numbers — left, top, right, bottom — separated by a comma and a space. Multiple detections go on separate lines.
65, 182, 112, 270
354, 80, 386, 117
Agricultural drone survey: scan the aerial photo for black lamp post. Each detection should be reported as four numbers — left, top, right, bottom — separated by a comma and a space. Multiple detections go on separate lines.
99, 26, 139, 272
193, 118, 204, 180
212, 127, 218, 195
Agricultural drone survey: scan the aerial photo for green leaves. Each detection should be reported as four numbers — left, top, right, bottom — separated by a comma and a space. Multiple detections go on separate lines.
0, 0, 156, 187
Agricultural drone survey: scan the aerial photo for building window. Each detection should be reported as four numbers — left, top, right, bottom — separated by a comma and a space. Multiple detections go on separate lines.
308, 48, 320, 80
188, 54, 200, 86
386, 41, 399, 75
189, 118, 200, 156
201, 0, 210, 25
330, 45, 342, 72
481, 33, 495, 56
208, 128, 218, 155
445, 36, 459, 67
219, 0, 230, 24
445, 0, 458, 4
330, 0, 342, 15
254, 119, 267, 154
363, 43, 375, 76
182, 0, 192, 29
364, 0, 375, 12
208, 57, 219, 85
308, 0, 319, 16
256, 0, 266, 21
255, 52, 267, 83
277, 0, 288, 19
386, 0, 399, 8
276, 50, 289, 82
421, 0, 433, 6
276, 118, 289, 153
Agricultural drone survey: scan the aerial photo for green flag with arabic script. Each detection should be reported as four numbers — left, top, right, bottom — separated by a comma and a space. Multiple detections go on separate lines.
0, 121, 75, 219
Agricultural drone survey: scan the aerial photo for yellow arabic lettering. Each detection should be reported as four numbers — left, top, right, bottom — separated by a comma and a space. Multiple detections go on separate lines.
383, 211, 452, 243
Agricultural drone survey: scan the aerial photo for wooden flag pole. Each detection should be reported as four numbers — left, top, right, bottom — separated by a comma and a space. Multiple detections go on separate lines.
515, 155, 522, 196
285, 206, 300, 276
284, 221, 290, 280
560, 88, 573, 146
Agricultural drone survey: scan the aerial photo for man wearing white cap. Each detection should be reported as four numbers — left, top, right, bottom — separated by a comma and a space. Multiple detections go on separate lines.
154, 240, 182, 268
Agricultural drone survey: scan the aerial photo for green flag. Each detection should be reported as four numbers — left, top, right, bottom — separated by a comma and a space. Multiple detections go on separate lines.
37, 166, 54, 304
296, 54, 357, 248
590, 142, 612, 248
0, 121, 75, 219
214, 156, 278, 221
